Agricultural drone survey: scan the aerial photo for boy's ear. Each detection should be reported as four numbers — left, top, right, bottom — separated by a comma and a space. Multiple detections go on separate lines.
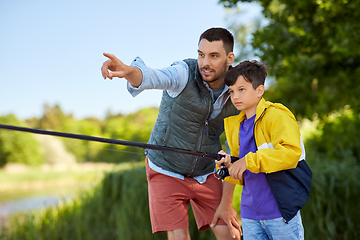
257, 85, 265, 97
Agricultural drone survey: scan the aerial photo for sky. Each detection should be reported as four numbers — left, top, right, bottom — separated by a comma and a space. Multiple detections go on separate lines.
0, 0, 262, 120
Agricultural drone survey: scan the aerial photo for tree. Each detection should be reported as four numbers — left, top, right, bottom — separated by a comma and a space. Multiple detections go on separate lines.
38, 104, 70, 130
95, 107, 158, 163
61, 117, 104, 162
0, 114, 43, 167
220, 0, 360, 119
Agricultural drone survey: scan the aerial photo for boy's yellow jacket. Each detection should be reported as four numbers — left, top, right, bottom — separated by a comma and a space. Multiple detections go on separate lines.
223, 98, 305, 184
222, 98, 312, 222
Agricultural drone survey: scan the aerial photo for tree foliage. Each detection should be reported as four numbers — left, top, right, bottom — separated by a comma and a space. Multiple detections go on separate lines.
37, 104, 70, 131
22, 105, 159, 164
220, 0, 360, 119
61, 117, 104, 162
95, 107, 158, 163
0, 115, 43, 167
301, 108, 360, 239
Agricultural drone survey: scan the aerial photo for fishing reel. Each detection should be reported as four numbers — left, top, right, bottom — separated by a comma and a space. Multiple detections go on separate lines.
214, 165, 230, 180
213, 154, 238, 180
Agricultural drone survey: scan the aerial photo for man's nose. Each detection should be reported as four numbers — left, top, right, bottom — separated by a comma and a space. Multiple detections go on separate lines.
202, 56, 210, 67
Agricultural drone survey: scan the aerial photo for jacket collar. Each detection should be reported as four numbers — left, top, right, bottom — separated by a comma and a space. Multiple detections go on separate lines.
235, 97, 268, 123
255, 98, 268, 122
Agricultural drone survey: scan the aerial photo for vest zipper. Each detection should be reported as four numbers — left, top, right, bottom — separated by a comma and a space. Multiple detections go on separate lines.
188, 100, 212, 177
205, 120, 209, 136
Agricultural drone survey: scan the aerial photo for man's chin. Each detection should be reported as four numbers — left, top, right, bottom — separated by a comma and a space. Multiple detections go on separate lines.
201, 74, 216, 83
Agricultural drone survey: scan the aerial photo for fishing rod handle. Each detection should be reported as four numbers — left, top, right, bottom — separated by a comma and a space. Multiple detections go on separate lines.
216, 154, 239, 163
230, 156, 239, 163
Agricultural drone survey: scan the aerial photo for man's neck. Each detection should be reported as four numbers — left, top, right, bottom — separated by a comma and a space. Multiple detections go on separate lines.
212, 83, 226, 102
206, 78, 225, 89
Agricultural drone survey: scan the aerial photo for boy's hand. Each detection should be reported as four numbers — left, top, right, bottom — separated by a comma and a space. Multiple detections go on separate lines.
228, 157, 246, 180
215, 150, 231, 168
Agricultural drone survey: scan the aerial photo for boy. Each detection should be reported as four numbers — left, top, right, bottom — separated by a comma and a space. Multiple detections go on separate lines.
214, 60, 312, 239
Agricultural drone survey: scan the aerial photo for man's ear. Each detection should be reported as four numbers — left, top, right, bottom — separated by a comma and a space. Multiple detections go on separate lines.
257, 85, 265, 97
227, 52, 235, 66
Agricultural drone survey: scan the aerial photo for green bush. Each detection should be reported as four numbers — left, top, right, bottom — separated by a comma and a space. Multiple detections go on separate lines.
96, 108, 158, 163
301, 109, 360, 239
0, 115, 43, 167
62, 118, 104, 162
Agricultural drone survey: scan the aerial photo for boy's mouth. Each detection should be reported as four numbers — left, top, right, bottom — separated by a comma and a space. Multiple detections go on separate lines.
234, 102, 242, 106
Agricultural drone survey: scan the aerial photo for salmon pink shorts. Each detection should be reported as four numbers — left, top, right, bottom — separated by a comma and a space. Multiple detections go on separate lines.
145, 157, 226, 233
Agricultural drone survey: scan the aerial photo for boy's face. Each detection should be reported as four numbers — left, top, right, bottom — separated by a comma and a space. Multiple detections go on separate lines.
197, 39, 234, 88
229, 75, 264, 119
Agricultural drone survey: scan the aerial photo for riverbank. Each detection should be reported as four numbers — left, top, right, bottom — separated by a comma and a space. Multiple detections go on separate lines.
0, 162, 142, 198
0, 162, 117, 198
0, 162, 143, 232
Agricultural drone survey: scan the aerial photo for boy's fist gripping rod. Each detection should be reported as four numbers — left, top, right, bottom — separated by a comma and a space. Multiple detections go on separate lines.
0, 124, 238, 179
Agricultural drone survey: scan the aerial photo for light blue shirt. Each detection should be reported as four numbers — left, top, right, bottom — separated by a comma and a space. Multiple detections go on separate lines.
128, 56, 230, 184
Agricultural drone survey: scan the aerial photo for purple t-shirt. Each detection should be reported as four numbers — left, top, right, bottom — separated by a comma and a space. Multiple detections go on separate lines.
239, 115, 282, 220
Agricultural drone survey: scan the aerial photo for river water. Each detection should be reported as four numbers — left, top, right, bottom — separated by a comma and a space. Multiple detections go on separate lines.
0, 183, 93, 229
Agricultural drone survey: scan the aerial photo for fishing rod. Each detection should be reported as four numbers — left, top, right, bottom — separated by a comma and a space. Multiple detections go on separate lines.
0, 124, 237, 179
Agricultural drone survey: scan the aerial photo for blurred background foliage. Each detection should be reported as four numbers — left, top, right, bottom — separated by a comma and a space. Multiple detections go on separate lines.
1, 0, 359, 239
0, 115, 43, 167
0, 104, 159, 167
221, 0, 360, 119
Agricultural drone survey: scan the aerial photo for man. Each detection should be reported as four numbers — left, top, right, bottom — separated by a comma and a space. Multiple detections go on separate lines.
101, 27, 241, 240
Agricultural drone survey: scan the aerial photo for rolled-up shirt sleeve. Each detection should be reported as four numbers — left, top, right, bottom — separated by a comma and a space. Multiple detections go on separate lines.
127, 56, 189, 98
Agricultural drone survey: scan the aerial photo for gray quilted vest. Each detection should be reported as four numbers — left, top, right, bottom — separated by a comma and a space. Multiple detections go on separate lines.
146, 59, 239, 177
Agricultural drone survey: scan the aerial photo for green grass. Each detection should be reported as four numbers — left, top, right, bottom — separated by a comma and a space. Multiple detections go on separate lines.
0, 169, 93, 183
0, 163, 138, 184
0, 162, 142, 194
1, 163, 242, 240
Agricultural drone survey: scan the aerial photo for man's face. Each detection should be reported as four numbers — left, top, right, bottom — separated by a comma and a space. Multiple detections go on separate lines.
197, 39, 234, 88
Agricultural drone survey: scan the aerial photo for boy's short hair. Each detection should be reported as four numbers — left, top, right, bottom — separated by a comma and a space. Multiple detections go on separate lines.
199, 27, 234, 55
224, 60, 267, 89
